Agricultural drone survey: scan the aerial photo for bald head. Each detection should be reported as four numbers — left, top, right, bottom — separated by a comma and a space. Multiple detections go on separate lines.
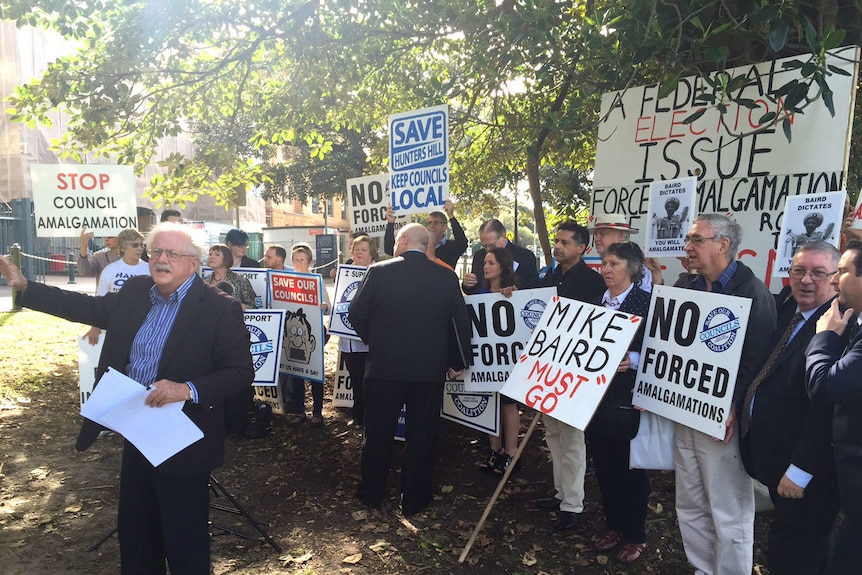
395, 223, 430, 256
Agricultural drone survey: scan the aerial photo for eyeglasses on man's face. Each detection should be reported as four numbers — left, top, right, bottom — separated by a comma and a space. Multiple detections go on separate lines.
149, 248, 195, 262
788, 267, 837, 281
126, 242, 144, 249
684, 235, 718, 246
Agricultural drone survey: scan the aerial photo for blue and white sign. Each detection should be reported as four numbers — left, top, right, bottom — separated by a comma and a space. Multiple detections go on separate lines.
388, 104, 449, 217
328, 265, 367, 340
441, 379, 501, 437
244, 309, 286, 385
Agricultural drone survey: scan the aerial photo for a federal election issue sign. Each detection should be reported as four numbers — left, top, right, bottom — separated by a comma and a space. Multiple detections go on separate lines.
31, 165, 138, 237
388, 104, 449, 217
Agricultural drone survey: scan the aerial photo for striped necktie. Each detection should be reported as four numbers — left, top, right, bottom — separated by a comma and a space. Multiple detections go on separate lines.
740, 311, 804, 436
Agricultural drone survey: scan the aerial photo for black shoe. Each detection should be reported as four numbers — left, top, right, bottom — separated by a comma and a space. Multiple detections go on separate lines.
479, 448, 502, 472
533, 497, 562, 511
493, 453, 521, 475
554, 511, 582, 531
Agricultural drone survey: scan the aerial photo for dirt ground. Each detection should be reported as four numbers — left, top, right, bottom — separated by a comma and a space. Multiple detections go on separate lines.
0, 310, 773, 575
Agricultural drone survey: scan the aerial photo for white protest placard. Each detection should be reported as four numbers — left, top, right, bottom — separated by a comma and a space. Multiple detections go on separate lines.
332, 350, 353, 408
645, 177, 697, 257
78, 333, 104, 408
244, 310, 286, 385
851, 193, 862, 231
253, 385, 285, 415
346, 174, 409, 238
388, 104, 449, 217
30, 165, 138, 237
268, 270, 326, 384
464, 288, 556, 392
774, 190, 845, 276
500, 296, 642, 431
441, 379, 501, 437
633, 285, 751, 438
329, 265, 367, 339
592, 46, 858, 291
202, 266, 267, 308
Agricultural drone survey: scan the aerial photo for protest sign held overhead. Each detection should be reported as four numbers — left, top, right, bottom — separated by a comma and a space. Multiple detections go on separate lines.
388, 104, 449, 217
633, 285, 751, 438
774, 190, 844, 276
31, 165, 138, 237
464, 288, 556, 392
500, 296, 642, 431
591, 46, 858, 291
346, 174, 408, 238
645, 177, 696, 257
329, 265, 367, 340
268, 270, 326, 383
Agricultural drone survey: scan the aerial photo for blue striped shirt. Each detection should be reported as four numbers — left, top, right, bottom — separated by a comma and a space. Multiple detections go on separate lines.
126, 275, 197, 399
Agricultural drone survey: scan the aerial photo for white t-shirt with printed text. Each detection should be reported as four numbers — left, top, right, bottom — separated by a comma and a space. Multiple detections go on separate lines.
97, 260, 150, 295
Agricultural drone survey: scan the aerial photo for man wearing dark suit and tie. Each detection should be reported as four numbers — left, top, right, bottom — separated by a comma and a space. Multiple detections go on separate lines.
0, 223, 253, 575
349, 223, 471, 516
740, 240, 841, 575
462, 218, 539, 294
806, 238, 862, 574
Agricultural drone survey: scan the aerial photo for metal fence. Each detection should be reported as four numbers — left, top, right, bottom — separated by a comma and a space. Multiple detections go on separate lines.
1, 199, 79, 283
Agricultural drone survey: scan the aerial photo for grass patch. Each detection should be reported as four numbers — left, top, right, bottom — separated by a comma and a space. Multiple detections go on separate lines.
0, 310, 85, 399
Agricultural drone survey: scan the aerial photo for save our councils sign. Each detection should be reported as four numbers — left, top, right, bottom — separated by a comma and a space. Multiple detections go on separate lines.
30, 165, 138, 237
591, 46, 859, 291
388, 104, 449, 217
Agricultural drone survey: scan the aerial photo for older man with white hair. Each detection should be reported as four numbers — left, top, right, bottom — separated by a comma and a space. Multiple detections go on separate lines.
0, 222, 253, 575
350, 223, 471, 516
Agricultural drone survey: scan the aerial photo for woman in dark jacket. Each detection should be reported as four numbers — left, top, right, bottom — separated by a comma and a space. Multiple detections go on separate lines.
587, 241, 652, 564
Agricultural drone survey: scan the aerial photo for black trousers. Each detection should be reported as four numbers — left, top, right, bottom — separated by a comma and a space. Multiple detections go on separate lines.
766, 473, 839, 575
343, 352, 368, 423
586, 431, 650, 544
118, 446, 210, 575
356, 378, 443, 515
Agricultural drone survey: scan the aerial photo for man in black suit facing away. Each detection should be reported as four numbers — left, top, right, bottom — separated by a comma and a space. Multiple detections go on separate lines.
462, 218, 539, 293
806, 239, 862, 574
349, 223, 471, 516
0, 223, 253, 575
740, 240, 840, 575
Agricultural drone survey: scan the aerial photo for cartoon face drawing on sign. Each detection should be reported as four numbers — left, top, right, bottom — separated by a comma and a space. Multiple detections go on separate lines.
284, 308, 317, 364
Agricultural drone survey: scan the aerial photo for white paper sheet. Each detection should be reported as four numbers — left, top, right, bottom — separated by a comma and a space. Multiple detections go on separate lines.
81, 367, 204, 466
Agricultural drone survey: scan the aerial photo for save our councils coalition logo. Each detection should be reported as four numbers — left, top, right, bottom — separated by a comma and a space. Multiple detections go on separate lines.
520, 299, 547, 330
334, 280, 361, 331
699, 306, 742, 353
246, 324, 275, 372
445, 382, 491, 418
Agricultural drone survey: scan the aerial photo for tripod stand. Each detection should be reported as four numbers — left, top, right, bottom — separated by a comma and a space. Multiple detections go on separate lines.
88, 474, 281, 554
208, 473, 281, 553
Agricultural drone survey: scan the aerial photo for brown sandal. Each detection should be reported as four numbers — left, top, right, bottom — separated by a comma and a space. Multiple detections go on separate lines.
287, 414, 306, 425
309, 415, 324, 425
616, 542, 646, 564
594, 529, 623, 552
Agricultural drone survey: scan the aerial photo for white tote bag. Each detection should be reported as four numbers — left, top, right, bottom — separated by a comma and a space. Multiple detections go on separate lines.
629, 411, 675, 470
